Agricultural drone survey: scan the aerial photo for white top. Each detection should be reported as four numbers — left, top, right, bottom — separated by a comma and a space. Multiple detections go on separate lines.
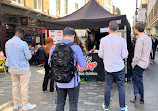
132, 33, 152, 69
98, 33, 128, 73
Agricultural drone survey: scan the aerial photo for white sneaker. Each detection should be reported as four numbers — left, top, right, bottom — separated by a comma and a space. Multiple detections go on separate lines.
121, 105, 128, 111
13, 104, 20, 110
22, 103, 36, 110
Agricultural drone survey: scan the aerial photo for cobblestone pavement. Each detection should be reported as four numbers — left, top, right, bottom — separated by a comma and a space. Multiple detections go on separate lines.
0, 59, 158, 111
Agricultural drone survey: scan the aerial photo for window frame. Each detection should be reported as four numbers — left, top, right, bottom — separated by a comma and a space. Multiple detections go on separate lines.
56, 0, 61, 16
75, 3, 79, 11
11, 0, 24, 6
34, 0, 43, 11
64, 0, 68, 15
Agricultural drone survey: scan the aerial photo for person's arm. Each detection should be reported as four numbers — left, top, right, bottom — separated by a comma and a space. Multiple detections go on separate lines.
23, 42, 32, 60
81, 41, 87, 52
76, 46, 86, 68
89, 46, 96, 53
132, 39, 143, 68
98, 39, 104, 59
5, 43, 10, 66
48, 45, 56, 66
1, 51, 6, 59
89, 41, 97, 53
122, 39, 128, 59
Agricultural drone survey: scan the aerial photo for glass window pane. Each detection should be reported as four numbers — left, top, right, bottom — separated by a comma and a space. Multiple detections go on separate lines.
12, 0, 16, 2
34, 0, 37, 9
75, 3, 78, 11
38, 0, 42, 10
18, 0, 24, 5
56, 0, 60, 16
65, 0, 68, 15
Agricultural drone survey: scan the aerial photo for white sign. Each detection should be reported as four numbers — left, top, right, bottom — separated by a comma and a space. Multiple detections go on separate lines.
49, 30, 63, 44
138, 8, 146, 22
100, 28, 109, 33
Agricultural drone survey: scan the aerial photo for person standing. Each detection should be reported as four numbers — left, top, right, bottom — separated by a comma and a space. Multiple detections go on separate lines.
36, 44, 44, 66
5, 28, 36, 110
42, 37, 55, 92
86, 34, 97, 53
49, 27, 86, 111
99, 21, 128, 111
151, 35, 158, 62
130, 23, 152, 106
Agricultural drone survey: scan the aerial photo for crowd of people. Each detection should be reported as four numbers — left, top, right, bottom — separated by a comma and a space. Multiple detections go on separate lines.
0, 21, 155, 111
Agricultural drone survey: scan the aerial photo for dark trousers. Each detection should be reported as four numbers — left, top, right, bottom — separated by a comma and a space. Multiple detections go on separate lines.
132, 65, 145, 102
104, 68, 125, 108
56, 83, 80, 111
152, 48, 156, 60
42, 67, 54, 92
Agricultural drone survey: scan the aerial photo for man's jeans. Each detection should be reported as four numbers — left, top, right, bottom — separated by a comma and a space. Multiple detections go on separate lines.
104, 68, 125, 108
56, 83, 80, 111
152, 48, 156, 60
132, 65, 145, 102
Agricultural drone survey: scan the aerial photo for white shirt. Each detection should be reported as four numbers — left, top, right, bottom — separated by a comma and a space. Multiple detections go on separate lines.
98, 33, 128, 73
132, 33, 152, 69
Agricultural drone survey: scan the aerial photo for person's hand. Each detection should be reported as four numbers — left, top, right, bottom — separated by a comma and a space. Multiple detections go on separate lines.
132, 64, 135, 69
89, 50, 93, 53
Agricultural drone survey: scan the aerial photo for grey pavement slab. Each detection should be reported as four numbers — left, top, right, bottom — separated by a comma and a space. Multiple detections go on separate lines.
0, 58, 158, 111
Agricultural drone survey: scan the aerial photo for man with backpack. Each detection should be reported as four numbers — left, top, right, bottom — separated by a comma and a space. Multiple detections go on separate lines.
48, 27, 86, 111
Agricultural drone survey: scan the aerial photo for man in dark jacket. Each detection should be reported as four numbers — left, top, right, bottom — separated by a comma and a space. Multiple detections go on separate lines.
152, 35, 158, 62
36, 45, 44, 66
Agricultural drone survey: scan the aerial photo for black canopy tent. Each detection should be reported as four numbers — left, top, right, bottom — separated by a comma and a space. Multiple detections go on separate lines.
46, 0, 134, 81
46, 0, 130, 30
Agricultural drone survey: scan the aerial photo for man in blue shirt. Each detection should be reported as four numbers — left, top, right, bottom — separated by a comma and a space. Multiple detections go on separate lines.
49, 27, 86, 111
5, 28, 36, 110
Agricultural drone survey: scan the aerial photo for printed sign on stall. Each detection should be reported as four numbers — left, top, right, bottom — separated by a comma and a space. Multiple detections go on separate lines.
78, 53, 105, 80
49, 30, 63, 44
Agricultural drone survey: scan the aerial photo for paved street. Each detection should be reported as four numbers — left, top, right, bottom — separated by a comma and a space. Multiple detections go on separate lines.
0, 57, 158, 111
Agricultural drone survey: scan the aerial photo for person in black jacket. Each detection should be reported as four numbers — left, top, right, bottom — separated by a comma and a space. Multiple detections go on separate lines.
42, 37, 55, 92
152, 35, 158, 62
36, 45, 44, 66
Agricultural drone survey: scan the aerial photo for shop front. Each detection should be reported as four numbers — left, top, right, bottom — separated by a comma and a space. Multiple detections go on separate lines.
0, 2, 53, 52
45, 0, 133, 81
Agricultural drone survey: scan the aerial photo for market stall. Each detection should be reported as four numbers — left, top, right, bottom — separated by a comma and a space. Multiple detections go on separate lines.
45, 0, 134, 81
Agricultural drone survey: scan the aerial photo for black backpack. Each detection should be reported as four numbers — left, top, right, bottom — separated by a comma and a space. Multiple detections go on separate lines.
50, 42, 77, 83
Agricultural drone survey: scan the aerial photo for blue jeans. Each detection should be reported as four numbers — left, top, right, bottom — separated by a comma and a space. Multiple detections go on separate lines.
132, 65, 145, 102
104, 68, 125, 108
56, 83, 80, 111
152, 48, 156, 60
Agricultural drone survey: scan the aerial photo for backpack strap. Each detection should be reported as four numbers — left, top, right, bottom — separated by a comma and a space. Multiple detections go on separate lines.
67, 42, 79, 87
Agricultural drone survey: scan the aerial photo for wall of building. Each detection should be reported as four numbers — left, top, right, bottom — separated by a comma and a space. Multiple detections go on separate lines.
104, 0, 113, 13
49, 0, 85, 17
146, 0, 158, 35
85, 0, 105, 8
2, 0, 50, 15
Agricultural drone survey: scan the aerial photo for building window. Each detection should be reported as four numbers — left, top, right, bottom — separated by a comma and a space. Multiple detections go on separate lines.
12, 0, 24, 6
75, 3, 78, 11
65, 0, 68, 15
34, 0, 42, 11
56, 0, 61, 16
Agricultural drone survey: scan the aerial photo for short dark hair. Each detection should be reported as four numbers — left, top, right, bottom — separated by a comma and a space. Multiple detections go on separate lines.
109, 21, 118, 31
64, 27, 76, 37
15, 27, 26, 35
134, 23, 145, 32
